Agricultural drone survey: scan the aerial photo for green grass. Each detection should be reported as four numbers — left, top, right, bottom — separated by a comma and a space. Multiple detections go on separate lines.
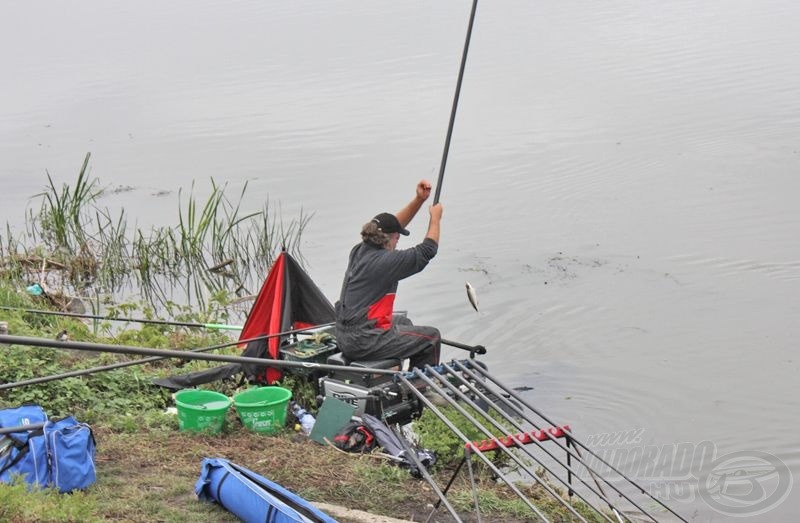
0, 479, 100, 523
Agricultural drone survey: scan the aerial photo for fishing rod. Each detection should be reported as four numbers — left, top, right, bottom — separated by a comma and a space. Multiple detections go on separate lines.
413, 368, 593, 522
0, 328, 483, 391
0, 306, 243, 331
433, 0, 479, 204
396, 372, 553, 522
0, 323, 335, 391
459, 361, 688, 522
0, 316, 486, 352
1, 422, 46, 435
0, 334, 400, 377
434, 362, 634, 522
416, 361, 675, 522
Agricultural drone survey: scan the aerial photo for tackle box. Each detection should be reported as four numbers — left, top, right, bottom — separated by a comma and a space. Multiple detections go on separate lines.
279, 339, 338, 376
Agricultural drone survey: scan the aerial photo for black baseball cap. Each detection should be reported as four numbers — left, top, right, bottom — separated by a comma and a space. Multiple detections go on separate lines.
372, 212, 409, 236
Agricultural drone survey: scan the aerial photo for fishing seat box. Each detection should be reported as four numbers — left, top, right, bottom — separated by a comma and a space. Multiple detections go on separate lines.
325, 353, 399, 387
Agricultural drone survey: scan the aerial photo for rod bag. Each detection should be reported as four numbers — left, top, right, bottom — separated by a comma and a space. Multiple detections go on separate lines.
195, 457, 338, 523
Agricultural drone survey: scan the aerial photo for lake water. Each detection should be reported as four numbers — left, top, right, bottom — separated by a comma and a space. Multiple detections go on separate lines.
2, 1, 799, 520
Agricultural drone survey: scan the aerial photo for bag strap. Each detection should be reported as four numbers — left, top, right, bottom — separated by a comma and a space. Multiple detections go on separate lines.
0, 443, 30, 475
0, 427, 42, 476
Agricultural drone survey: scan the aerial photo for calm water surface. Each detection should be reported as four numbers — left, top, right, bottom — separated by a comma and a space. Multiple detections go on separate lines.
2, 1, 799, 520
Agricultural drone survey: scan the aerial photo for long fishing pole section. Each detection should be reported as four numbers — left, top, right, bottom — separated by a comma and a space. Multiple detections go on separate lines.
0, 330, 399, 380
0, 323, 334, 391
0, 328, 484, 392
459, 361, 688, 522
0, 305, 243, 331
433, 0, 479, 204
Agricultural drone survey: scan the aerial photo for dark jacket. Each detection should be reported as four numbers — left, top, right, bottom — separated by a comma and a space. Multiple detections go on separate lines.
335, 238, 438, 330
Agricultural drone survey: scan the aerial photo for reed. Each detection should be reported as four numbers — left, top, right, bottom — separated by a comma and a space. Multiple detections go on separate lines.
0, 154, 307, 311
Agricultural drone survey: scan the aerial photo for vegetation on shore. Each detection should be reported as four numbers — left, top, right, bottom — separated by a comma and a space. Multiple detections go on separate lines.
1, 292, 606, 523
1, 168, 607, 522
0, 153, 309, 312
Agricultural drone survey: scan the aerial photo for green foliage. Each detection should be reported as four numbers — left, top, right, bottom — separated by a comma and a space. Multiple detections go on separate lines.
0, 291, 236, 421
276, 374, 318, 413
33, 153, 100, 254
449, 487, 536, 519
0, 285, 38, 310
111, 325, 173, 348
0, 344, 171, 419
100, 410, 179, 434
413, 404, 515, 470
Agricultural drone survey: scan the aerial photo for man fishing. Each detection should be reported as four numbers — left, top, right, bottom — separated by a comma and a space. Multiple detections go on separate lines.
334, 179, 443, 370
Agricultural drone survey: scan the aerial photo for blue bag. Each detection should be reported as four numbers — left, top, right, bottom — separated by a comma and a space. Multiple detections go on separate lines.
0, 405, 96, 492
44, 416, 96, 492
0, 405, 49, 487
0, 404, 47, 443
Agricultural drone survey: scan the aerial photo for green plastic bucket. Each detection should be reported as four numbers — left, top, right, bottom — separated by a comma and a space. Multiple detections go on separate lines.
174, 389, 232, 434
233, 386, 292, 434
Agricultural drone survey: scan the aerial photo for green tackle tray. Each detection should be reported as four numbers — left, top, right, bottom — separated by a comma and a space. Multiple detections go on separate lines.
279, 340, 338, 375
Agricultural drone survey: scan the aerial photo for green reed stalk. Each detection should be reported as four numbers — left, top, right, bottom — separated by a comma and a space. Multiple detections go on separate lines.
3, 155, 309, 312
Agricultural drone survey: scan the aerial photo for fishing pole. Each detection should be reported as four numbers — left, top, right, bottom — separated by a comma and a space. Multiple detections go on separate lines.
433, 0, 479, 204
414, 368, 592, 522
396, 371, 553, 522
0, 327, 479, 391
0, 322, 334, 391
460, 361, 688, 522
1, 422, 46, 435
0, 334, 400, 377
0, 306, 243, 331
433, 362, 629, 522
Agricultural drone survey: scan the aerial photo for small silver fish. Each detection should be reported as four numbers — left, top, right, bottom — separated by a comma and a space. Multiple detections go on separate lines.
465, 281, 479, 312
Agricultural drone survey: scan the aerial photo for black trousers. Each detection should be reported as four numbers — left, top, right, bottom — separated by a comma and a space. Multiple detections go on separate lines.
335, 316, 441, 370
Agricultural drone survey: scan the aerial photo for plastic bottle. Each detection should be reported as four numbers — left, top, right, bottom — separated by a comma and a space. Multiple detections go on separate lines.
290, 401, 315, 435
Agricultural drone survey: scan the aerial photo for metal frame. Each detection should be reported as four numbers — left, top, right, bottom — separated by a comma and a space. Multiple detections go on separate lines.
390, 361, 687, 523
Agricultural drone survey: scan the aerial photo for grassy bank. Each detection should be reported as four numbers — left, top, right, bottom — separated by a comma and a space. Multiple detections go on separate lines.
1, 167, 605, 521
0, 290, 605, 522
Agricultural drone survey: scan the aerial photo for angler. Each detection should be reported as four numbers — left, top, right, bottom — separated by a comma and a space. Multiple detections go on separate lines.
334, 179, 443, 372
